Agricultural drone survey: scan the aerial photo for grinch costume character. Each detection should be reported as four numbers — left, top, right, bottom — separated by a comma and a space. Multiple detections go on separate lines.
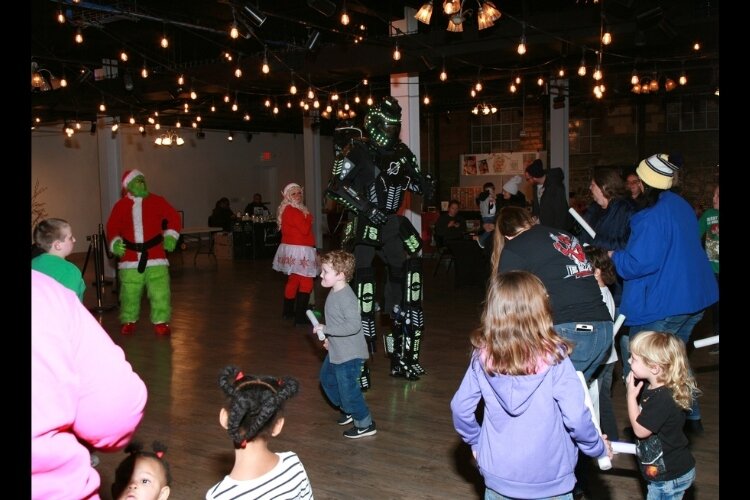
107, 169, 181, 335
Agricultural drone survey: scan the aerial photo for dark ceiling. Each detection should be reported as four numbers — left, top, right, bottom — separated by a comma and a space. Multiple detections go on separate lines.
31, 0, 719, 135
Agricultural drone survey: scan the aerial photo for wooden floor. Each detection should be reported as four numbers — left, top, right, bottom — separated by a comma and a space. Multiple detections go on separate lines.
77, 244, 719, 500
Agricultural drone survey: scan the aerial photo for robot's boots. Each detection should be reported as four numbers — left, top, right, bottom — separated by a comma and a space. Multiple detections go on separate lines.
358, 362, 371, 392
388, 306, 422, 380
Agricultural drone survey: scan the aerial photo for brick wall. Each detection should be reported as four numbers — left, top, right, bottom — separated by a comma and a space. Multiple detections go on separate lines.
423, 95, 719, 210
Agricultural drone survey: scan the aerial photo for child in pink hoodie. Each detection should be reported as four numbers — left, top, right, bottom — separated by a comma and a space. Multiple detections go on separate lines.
32, 270, 148, 499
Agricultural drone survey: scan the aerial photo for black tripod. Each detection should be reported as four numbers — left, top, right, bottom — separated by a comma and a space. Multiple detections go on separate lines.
82, 224, 117, 314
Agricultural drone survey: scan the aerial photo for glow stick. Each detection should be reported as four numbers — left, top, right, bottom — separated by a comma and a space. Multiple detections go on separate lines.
611, 441, 636, 455
306, 310, 326, 341
576, 371, 612, 470
569, 207, 596, 239
694, 335, 719, 348
613, 314, 626, 335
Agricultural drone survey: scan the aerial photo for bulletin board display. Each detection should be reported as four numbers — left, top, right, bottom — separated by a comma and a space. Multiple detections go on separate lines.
460, 151, 545, 176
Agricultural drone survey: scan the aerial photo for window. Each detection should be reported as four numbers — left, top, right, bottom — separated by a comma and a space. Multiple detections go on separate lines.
470, 108, 521, 153
666, 94, 719, 132
569, 117, 601, 154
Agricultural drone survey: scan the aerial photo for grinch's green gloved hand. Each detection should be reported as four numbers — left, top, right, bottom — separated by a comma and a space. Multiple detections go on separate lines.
163, 235, 177, 252
112, 240, 126, 257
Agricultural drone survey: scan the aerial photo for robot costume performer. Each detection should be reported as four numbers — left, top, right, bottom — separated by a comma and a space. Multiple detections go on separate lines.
326, 96, 433, 384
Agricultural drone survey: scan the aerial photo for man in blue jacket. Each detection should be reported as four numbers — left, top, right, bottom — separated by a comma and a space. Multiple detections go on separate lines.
611, 153, 718, 434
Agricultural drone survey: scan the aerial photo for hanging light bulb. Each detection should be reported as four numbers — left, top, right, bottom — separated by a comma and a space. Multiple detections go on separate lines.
74, 28, 83, 44
423, 95, 430, 105
558, 67, 566, 78
517, 34, 527, 55
577, 55, 587, 76
190, 90, 197, 100
177, 74, 184, 86
261, 51, 270, 74
234, 67, 242, 78
60, 75, 68, 87
120, 51, 129, 62
631, 69, 640, 85
230, 22, 239, 39
160, 34, 169, 49
340, 8, 350, 26
56, 10, 65, 23
537, 76, 544, 86
593, 65, 603, 81
141, 63, 149, 79
440, 67, 448, 81
679, 73, 687, 85
393, 44, 401, 61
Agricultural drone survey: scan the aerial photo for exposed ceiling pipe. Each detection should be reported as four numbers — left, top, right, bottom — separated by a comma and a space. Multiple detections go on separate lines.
50, 0, 228, 35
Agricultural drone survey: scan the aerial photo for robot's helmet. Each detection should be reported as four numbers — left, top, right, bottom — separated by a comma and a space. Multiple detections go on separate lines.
364, 96, 402, 148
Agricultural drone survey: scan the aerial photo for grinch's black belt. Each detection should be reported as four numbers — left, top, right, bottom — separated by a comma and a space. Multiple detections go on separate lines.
123, 234, 163, 273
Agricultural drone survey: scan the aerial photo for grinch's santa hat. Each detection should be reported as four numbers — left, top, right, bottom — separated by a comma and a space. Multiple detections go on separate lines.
121, 169, 144, 189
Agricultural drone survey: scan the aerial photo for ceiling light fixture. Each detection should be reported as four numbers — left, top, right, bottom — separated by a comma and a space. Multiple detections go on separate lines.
416, 1, 500, 31
415, 1, 433, 23
472, 102, 498, 115
154, 129, 184, 146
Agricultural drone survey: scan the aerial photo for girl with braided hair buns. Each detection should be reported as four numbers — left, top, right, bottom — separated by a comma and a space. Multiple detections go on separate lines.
206, 366, 313, 500
111, 441, 172, 500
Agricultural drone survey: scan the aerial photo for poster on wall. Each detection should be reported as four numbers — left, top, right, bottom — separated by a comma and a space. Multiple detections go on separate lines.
460, 152, 545, 176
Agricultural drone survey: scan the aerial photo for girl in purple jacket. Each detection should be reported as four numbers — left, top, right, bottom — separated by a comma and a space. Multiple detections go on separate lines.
451, 271, 612, 500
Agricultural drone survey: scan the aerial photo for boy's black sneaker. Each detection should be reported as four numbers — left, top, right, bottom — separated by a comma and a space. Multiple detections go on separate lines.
336, 413, 353, 426
343, 422, 377, 439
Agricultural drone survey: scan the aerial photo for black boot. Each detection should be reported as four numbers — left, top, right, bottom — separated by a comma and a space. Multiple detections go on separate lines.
294, 292, 311, 325
282, 298, 295, 320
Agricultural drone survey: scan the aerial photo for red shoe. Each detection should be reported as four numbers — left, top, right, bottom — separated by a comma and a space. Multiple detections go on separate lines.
121, 322, 136, 335
154, 323, 171, 336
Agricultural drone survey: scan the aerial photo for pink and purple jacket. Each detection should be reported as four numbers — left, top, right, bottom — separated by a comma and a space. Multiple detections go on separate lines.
32, 271, 148, 499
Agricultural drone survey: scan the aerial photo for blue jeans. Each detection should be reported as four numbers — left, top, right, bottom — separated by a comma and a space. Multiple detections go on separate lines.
620, 311, 705, 420
553, 321, 613, 382
646, 467, 695, 500
485, 488, 572, 500
319, 356, 372, 428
